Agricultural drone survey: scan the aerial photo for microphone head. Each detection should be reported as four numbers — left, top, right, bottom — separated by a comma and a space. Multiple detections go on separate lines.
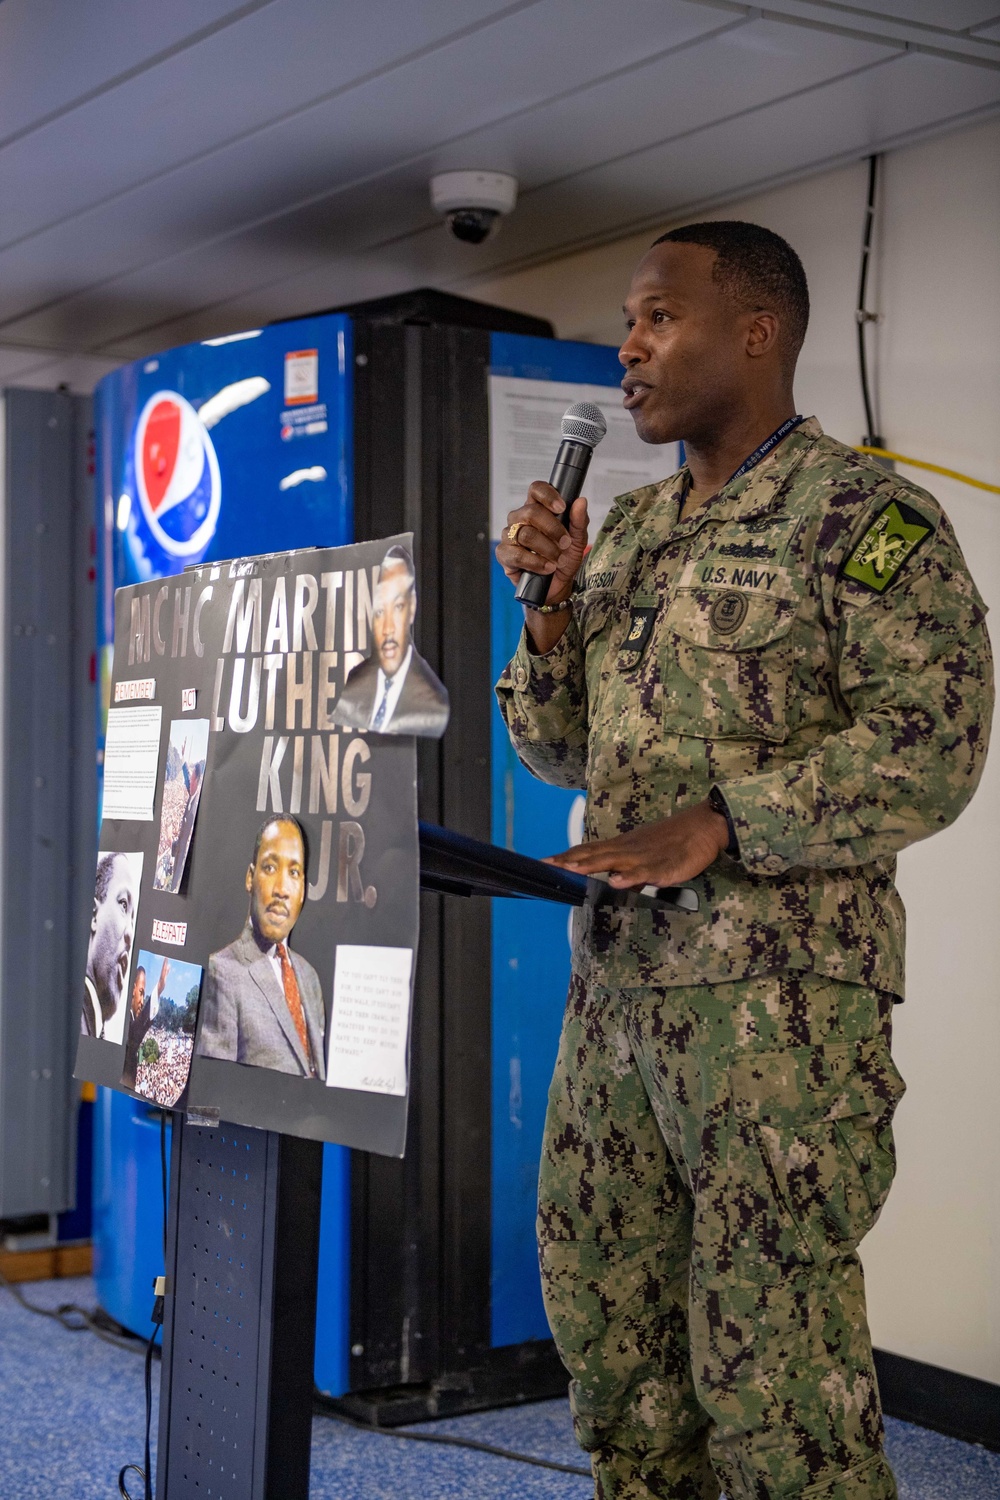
561, 402, 607, 449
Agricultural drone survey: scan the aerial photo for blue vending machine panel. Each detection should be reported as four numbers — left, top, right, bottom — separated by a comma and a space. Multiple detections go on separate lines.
93, 1089, 172, 1343
488, 333, 637, 1349
92, 315, 353, 1390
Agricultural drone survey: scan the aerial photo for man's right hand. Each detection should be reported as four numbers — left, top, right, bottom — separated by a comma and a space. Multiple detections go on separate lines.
495, 483, 589, 652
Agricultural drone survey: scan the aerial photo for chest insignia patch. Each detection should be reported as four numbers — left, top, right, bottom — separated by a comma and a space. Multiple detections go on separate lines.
716, 540, 776, 561
841, 500, 933, 593
617, 606, 657, 671
708, 591, 749, 635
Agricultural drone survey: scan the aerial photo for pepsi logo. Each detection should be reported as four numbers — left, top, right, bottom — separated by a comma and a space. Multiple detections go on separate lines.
133, 391, 221, 559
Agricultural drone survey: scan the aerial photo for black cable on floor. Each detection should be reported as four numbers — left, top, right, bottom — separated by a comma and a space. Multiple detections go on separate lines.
0, 1266, 146, 1354
315, 1396, 592, 1478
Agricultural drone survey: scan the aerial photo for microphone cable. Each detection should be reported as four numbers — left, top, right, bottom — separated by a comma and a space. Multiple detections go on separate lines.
118, 1108, 169, 1500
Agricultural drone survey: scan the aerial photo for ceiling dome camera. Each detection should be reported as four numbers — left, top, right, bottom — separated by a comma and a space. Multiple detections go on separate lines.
430, 171, 518, 245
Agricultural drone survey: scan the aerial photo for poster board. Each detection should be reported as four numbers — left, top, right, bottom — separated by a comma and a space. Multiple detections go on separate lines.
75, 536, 433, 1157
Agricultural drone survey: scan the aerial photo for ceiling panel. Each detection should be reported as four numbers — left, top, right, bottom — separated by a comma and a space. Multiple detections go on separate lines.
0, 0, 265, 143
0, 0, 997, 375
0, 0, 532, 248
454, 51, 1000, 264
806, 0, 1000, 29
0, 14, 895, 348
104, 46, 1000, 359
0, 0, 726, 328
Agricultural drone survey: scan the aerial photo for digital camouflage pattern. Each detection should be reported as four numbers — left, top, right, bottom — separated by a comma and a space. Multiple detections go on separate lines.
496, 418, 993, 997
539, 969, 904, 1500
497, 418, 993, 1498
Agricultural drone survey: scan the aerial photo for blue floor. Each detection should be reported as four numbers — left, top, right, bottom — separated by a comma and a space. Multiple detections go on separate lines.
0, 1277, 996, 1498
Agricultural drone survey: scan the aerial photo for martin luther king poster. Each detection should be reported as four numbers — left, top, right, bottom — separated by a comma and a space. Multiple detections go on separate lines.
75, 535, 428, 1157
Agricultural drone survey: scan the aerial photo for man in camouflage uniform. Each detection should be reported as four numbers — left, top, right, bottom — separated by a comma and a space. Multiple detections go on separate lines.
495, 222, 993, 1500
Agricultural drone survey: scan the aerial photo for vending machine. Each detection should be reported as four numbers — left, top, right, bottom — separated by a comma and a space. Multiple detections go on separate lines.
91, 289, 668, 1411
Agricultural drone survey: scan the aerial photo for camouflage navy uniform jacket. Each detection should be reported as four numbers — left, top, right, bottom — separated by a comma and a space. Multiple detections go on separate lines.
496, 417, 993, 998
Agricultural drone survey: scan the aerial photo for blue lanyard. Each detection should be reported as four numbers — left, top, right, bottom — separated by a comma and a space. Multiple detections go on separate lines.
726, 414, 803, 486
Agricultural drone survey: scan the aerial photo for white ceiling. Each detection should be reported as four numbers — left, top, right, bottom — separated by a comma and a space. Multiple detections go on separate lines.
1, 0, 998, 390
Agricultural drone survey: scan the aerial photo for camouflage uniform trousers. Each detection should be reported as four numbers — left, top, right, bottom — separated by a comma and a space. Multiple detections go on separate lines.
538, 969, 906, 1500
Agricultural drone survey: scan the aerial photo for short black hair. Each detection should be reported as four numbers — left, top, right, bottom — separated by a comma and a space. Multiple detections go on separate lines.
252, 815, 307, 870
94, 851, 125, 904
652, 220, 809, 362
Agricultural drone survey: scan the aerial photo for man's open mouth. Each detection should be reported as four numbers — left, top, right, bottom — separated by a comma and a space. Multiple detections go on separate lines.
621, 378, 651, 409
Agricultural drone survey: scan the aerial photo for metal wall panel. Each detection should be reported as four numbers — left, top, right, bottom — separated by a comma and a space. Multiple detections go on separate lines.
0, 388, 95, 1219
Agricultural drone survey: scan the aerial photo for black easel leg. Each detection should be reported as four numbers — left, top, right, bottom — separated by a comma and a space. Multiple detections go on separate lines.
157, 1120, 322, 1499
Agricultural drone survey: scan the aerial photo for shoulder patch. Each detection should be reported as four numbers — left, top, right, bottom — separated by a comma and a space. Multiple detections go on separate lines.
841, 500, 934, 594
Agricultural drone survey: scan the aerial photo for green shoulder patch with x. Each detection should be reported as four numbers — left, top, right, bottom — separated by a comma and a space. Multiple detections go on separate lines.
841, 500, 934, 593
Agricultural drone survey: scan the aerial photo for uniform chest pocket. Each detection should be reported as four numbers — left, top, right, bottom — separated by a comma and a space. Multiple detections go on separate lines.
663, 586, 797, 743
573, 587, 619, 647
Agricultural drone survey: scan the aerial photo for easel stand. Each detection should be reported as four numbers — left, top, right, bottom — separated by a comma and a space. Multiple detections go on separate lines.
153, 824, 697, 1497
157, 1122, 322, 1499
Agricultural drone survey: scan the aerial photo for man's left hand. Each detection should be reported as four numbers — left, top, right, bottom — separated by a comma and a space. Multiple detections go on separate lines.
544, 801, 731, 889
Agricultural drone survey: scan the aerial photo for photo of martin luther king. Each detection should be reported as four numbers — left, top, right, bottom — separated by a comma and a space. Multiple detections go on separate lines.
332, 545, 449, 738
81, 851, 143, 1045
196, 816, 325, 1079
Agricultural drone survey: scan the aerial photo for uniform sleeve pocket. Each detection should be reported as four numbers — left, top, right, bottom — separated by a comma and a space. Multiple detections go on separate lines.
663, 588, 798, 742
726, 1037, 905, 1281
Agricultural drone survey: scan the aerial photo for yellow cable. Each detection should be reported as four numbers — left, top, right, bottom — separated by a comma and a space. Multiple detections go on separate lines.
855, 446, 1000, 496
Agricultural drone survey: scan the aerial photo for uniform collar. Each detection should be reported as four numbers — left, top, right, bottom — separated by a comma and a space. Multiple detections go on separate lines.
613, 415, 823, 553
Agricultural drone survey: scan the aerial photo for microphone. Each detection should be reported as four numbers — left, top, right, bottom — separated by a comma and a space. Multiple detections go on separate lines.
514, 402, 607, 607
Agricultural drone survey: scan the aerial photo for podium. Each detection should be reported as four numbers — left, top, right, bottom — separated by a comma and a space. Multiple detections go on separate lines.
155, 825, 698, 1498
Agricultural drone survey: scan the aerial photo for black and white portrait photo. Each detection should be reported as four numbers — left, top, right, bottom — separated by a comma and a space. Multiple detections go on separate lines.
80, 851, 144, 1045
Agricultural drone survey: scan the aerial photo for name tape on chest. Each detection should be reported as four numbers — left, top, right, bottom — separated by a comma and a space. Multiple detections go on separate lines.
583, 565, 625, 593
841, 500, 933, 594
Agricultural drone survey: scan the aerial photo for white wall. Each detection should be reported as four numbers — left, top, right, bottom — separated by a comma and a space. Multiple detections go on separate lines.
472, 117, 1000, 1384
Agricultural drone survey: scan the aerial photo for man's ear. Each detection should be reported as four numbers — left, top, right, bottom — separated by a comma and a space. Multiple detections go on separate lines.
746, 311, 780, 359
743, 309, 779, 358
245, 864, 254, 895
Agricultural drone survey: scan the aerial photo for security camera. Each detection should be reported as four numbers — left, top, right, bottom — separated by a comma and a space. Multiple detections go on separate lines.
430, 171, 518, 245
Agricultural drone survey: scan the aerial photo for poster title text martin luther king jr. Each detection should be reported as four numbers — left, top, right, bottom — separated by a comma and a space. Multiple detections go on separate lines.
126, 564, 383, 905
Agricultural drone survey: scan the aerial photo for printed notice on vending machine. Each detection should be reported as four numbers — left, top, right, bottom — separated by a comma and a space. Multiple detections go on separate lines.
75, 535, 438, 1158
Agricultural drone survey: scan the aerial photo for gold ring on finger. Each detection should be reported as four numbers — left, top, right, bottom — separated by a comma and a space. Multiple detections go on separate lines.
507, 520, 526, 546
